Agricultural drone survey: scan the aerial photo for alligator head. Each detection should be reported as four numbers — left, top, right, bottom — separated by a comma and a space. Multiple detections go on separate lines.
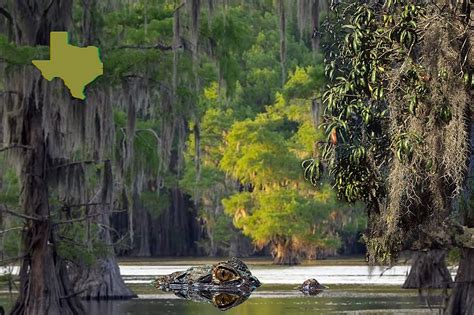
153, 257, 262, 292
297, 278, 328, 296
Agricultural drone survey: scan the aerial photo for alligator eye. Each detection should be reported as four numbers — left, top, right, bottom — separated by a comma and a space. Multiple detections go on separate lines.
214, 266, 239, 282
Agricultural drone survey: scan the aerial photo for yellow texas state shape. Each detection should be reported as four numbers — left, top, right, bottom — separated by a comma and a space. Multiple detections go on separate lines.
32, 32, 103, 100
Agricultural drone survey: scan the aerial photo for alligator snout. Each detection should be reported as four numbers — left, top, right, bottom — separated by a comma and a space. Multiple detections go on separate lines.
248, 275, 262, 288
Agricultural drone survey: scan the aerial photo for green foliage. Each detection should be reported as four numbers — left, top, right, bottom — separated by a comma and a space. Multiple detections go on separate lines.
318, 0, 470, 264
283, 66, 323, 100
0, 168, 20, 206
2, 225, 22, 259
0, 0, 367, 264
140, 190, 170, 218
57, 222, 110, 265
201, 7, 252, 96
114, 109, 161, 181
181, 163, 226, 194
221, 115, 301, 188
0, 35, 48, 66
223, 186, 342, 252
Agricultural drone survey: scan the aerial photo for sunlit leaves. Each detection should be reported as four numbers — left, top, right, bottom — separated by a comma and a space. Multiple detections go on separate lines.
220, 116, 301, 187
223, 188, 339, 249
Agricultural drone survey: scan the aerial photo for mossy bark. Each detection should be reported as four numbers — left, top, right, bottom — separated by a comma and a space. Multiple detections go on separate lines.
4, 1, 83, 314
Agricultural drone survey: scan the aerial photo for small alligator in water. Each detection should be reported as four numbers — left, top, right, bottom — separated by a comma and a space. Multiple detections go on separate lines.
297, 278, 328, 296
153, 257, 261, 291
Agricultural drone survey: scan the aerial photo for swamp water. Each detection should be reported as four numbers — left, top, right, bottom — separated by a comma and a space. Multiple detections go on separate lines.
1, 261, 454, 314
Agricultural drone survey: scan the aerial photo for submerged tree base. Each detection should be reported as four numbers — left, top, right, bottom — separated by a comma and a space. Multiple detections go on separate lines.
72, 257, 137, 300
445, 248, 474, 314
402, 250, 453, 289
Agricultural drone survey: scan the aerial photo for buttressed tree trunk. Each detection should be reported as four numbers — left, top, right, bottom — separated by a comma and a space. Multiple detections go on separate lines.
2, 1, 84, 314
402, 250, 453, 289
72, 161, 136, 300
70, 0, 135, 299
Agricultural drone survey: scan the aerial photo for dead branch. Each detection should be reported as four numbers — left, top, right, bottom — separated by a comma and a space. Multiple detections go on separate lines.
172, 2, 186, 13
97, 223, 122, 238
111, 208, 128, 213
54, 212, 109, 225
0, 254, 26, 265
109, 232, 130, 247
136, 128, 162, 146
117, 43, 175, 51
0, 7, 12, 24
0, 204, 44, 222
0, 144, 34, 153
49, 159, 110, 170
61, 202, 110, 209
0, 227, 23, 235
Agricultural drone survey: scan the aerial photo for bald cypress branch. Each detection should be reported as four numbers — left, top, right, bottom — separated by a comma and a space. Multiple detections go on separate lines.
0, 144, 34, 153
0, 205, 43, 222
49, 159, 110, 170
0, 7, 13, 25
117, 43, 175, 51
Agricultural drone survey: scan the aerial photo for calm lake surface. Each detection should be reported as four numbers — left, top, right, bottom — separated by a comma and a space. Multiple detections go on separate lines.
120, 264, 415, 284
1, 261, 454, 314
84, 294, 443, 315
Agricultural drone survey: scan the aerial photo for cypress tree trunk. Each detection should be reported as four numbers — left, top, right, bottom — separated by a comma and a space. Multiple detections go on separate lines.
446, 5, 473, 311
311, 0, 320, 53
11, 96, 83, 314
134, 203, 152, 257
273, 238, 299, 265
70, 0, 135, 299
446, 249, 474, 314
72, 162, 136, 300
402, 250, 453, 289
278, 0, 286, 86
2, 1, 83, 314
151, 188, 201, 256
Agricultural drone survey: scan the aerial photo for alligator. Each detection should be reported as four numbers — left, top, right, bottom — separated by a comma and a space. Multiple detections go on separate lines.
153, 257, 261, 292
152, 257, 260, 310
297, 278, 328, 296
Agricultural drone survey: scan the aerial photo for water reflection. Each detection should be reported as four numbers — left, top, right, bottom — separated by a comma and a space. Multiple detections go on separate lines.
82, 294, 443, 315
171, 289, 252, 310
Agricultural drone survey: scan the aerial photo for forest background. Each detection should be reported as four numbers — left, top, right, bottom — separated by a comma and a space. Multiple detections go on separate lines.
0, 0, 366, 266
0, 0, 472, 313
